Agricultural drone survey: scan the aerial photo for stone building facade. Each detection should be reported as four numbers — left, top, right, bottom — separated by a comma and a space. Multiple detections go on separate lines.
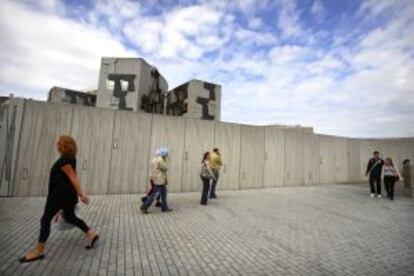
166, 79, 221, 121
96, 57, 168, 113
48, 87, 96, 106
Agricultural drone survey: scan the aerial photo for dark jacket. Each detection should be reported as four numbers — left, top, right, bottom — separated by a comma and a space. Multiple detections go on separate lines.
366, 158, 384, 177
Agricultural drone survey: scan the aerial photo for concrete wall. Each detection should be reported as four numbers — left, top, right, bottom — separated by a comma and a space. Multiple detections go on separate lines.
70, 106, 114, 195
2, 100, 414, 197
303, 133, 320, 185
347, 139, 361, 182
13, 102, 73, 196
284, 129, 304, 186
0, 98, 25, 196
319, 135, 336, 184
239, 126, 265, 189
214, 121, 241, 190
264, 127, 285, 188
108, 111, 152, 194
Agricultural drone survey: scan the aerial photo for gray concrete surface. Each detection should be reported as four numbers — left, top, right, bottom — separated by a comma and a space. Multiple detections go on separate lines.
0, 184, 413, 276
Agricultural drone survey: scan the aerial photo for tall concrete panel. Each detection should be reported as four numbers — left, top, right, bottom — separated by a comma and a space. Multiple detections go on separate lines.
70, 106, 114, 195
150, 115, 185, 192
214, 122, 241, 190
319, 135, 336, 184
335, 137, 349, 183
182, 118, 215, 192
13, 101, 73, 196
284, 129, 304, 186
264, 127, 285, 188
109, 111, 152, 194
347, 139, 362, 182
0, 98, 25, 196
240, 126, 265, 189
303, 133, 320, 185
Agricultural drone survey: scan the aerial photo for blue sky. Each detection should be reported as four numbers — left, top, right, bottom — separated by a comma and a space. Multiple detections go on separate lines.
0, 0, 413, 138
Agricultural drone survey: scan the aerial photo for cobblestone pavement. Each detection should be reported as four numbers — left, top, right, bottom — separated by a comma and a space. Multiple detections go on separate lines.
0, 184, 413, 276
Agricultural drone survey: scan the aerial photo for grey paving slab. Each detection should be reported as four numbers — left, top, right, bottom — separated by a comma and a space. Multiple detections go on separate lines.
0, 184, 413, 276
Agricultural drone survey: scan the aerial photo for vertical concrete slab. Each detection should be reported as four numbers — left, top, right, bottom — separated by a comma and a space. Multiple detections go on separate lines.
284, 129, 304, 186
303, 133, 320, 185
70, 106, 114, 195
182, 118, 215, 192
347, 139, 362, 182
214, 121, 241, 191
240, 126, 265, 189
335, 137, 349, 183
319, 135, 336, 184
0, 98, 25, 196
264, 127, 285, 188
109, 111, 152, 194
150, 114, 185, 192
13, 101, 73, 196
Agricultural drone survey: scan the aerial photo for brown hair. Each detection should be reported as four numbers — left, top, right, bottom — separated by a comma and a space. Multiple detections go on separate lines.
385, 157, 394, 167
202, 151, 210, 163
58, 135, 77, 158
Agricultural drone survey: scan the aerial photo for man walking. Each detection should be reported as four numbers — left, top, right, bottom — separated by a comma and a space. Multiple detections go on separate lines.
366, 151, 384, 198
209, 148, 222, 199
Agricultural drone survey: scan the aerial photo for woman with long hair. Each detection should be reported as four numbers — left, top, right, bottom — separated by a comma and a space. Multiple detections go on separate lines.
382, 157, 403, 201
19, 135, 99, 263
200, 151, 216, 205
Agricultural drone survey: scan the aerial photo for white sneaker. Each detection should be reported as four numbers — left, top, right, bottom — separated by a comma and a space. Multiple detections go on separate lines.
377, 194, 382, 198
370, 193, 375, 198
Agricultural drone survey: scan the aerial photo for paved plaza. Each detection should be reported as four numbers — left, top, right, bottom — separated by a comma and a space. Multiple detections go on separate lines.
0, 184, 413, 276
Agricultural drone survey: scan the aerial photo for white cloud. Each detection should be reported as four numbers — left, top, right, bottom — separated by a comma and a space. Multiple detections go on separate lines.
0, 0, 136, 99
277, 0, 305, 39
0, 0, 413, 138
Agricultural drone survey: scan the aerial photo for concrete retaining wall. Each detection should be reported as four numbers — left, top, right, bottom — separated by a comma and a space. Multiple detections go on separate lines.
1, 100, 414, 196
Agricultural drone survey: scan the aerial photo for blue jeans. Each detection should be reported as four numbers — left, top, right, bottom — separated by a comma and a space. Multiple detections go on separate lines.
143, 185, 168, 211
210, 170, 219, 198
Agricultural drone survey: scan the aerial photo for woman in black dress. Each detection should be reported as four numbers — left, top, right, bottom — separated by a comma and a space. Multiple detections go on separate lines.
19, 135, 99, 263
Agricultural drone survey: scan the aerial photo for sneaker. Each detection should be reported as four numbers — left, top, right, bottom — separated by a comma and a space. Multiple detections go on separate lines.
377, 194, 382, 198
370, 193, 375, 198
140, 206, 148, 214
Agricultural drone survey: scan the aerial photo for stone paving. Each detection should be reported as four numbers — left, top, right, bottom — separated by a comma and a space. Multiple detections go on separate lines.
0, 184, 413, 276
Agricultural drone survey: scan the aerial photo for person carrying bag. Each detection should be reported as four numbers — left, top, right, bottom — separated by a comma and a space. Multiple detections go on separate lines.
200, 152, 216, 205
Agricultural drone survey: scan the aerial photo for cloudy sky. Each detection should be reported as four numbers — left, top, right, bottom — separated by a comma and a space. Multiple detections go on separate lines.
0, 0, 413, 138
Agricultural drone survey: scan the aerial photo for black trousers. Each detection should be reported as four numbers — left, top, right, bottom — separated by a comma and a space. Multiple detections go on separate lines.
39, 197, 89, 243
210, 171, 219, 198
369, 175, 381, 195
200, 177, 211, 204
384, 176, 396, 200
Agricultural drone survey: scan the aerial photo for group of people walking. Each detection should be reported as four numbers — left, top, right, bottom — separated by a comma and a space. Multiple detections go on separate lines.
139, 146, 223, 213
366, 150, 410, 200
19, 135, 411, 264
19, 135, 223, 263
